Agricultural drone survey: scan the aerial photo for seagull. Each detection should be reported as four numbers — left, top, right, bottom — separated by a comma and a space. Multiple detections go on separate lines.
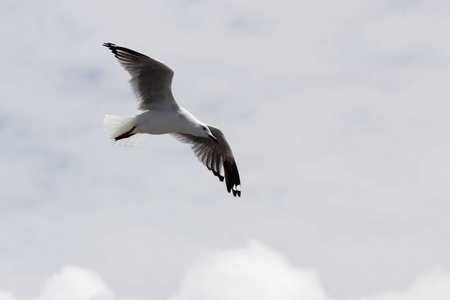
102, 43, 241, 196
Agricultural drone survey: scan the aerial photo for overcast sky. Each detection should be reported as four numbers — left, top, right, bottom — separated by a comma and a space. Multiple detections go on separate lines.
1, 0, 450, 299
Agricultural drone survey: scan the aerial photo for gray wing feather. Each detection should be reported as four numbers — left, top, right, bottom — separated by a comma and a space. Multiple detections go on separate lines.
103, 43, 178, 110
171, 126, 241, 197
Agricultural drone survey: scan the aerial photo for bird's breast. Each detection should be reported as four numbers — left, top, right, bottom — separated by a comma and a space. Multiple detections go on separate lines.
135, 109, 198, 135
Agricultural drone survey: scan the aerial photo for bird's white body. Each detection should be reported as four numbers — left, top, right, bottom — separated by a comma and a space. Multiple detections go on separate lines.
104, 106, 207, 147
135, 107, 203, 135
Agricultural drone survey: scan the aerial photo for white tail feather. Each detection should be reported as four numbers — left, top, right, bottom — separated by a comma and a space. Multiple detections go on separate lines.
103, 115, 145, 147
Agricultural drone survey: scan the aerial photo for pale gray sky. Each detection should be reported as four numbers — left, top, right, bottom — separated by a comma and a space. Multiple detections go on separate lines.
1, 0, 450, 300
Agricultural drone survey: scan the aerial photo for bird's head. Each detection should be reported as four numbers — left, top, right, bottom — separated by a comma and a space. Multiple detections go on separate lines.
199, 124, 218, 143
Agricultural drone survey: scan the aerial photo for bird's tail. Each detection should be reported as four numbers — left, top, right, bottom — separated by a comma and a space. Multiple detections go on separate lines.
103, 115, 145, 147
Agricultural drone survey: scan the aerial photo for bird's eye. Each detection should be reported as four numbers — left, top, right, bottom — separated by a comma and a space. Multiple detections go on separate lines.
201, 125, 207, 131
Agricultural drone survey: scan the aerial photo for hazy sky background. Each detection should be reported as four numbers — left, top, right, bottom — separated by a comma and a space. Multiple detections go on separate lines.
1, 0, 450, 299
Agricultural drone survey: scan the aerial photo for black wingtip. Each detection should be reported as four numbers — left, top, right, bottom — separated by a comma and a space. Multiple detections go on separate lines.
103, 43, 118, 54
224, 160, 241, 197
102, 43, 149, 60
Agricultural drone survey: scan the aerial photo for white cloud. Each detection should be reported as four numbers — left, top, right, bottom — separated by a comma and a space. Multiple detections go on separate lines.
0, 289, 15, 300
0, 265, 147, 300
33, 265, 114, 300
168, 240, 327, 300
360, 271, 450, 300
1, 243, 450, 300
169, 242, 450, 300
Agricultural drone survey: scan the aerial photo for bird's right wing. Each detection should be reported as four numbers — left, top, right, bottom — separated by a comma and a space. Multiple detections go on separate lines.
103, 43, 178, 110
171, 126, 241, 197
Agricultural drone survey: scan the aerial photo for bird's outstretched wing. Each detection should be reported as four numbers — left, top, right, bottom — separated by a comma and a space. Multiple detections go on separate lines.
171, 126, 241, 197
103, 43, 178, 110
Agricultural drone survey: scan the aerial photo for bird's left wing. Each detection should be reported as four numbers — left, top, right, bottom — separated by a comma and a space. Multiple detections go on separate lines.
171, 126, 241, 197
103, 43, 178, 110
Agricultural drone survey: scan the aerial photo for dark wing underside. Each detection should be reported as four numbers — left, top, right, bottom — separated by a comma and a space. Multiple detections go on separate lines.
103, 43, 178, 110
171, 126, 241, 197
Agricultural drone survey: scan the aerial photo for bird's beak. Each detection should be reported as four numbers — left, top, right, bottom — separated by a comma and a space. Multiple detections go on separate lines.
209, 134, 218, 143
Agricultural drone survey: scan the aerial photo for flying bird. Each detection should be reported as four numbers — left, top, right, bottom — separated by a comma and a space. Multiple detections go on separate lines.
102, 43, 241, 196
